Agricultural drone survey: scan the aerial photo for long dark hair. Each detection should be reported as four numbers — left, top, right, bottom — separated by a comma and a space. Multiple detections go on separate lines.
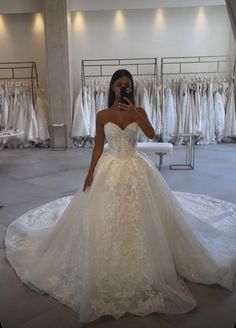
108, 69, 135, 107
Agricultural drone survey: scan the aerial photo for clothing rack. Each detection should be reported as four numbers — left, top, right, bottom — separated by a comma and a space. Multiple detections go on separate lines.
0, 61, 39, 107
81, 57, 158, 85
160, 55, 236, 79
71, 58, 158, 146
160, 55, 236, 139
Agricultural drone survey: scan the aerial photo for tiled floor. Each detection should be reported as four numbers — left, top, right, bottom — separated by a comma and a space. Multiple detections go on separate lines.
0, 144, 236, 328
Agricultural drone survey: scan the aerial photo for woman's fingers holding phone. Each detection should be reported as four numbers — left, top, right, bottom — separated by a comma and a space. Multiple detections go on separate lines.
119, 101, 129, 110
119, 98, 132, 109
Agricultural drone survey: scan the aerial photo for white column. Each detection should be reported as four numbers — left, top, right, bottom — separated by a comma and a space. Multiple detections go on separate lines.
225, 0, 236, 42
43, 0, 73, 147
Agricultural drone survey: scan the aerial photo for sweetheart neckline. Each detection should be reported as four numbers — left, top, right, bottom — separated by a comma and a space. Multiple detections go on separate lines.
104, 121, 137, 131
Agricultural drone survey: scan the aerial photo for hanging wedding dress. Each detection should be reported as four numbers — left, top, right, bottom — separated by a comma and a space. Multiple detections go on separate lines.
6, 89, 14, 129
208, 82, 216, 144
220, 81, 228, 111
25, 98, 39, 141
14, 89, 28, 141
5, 121, 236, 322
82, 87, 91, 134
185, 85, 193, 134
138, 83, 150, 141
180, 81, 188, 134
195, 82, 202, 138
199, 81, 209, 145
104, 82, 109, 109
96, 89, 105, 112
89, 84, 96, 138
214, 90, 225, 142
190, 86, 196, 135
163, 86, 176, 139
1, 90, 9, 128
224, 81, 236, 137
140, 87, 152, 123
156, 86, 162, 135
71, 89, 90, 138
11, 88, 21, 130
35, 93, 50, 141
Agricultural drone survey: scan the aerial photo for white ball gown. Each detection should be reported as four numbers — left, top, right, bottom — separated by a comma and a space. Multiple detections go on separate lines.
5, 121, 236, 322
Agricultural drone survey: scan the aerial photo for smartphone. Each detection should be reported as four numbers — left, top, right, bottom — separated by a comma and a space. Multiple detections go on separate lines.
120, 86, 132, 105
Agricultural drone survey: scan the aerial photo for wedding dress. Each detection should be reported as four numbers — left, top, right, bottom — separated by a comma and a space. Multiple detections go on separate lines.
5, 121, 236, 323
195, 82, 202, 137
214, 90, 225, 142
71, 89, 90, 138
1, 91, 9, 128
164, 87, 176, 139
35, 94, 50, 141
89, 84, 96, 138
208, 82, 216, 144
25, 100, 39, 141
224, 82, 236, 137
14, 90, 28, 141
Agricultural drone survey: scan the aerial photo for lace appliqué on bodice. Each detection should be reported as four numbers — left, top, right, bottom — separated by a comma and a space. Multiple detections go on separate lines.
104, 121, 139, 157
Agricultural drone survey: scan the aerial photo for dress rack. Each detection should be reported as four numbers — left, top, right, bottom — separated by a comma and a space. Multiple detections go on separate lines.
72, 58, 158, 147
0, 61, 39, 108
160, 54, 236, 131
81, 57, 158, 85
160, 55, 236, 87
159, 55, 236, 170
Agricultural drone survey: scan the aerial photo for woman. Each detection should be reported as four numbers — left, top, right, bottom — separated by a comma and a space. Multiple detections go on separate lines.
5, 69, 236, 323
83, 69, 155, 192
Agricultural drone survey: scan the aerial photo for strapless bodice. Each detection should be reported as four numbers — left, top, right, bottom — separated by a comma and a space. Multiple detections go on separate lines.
104, 121, 140, 156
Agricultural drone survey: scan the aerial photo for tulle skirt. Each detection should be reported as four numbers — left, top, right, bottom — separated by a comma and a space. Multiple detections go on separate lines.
5, 151, 236, 322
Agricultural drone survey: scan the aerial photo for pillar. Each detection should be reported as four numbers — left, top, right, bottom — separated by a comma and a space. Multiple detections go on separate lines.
43, 0, 73, 147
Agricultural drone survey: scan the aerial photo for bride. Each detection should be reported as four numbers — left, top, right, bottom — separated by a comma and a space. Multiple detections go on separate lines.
5, 69, 236, 323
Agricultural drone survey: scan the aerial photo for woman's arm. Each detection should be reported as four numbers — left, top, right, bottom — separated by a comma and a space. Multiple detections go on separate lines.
120, 99, 155, 139
132, 107, 156, 139
83, 112, 105, 191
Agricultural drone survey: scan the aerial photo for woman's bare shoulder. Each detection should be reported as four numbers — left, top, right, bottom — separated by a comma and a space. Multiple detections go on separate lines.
96, 109, 110, 123
136, 106, 145, 111
136, 107, 146, 114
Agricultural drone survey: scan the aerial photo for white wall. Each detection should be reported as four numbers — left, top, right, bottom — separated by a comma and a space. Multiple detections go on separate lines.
70, 0, 225, 11
0, 0, 226, 14
71, 5, 236, 96
0, 0, 42, 14
0, 6, 235, 99
0, 13, 47, 90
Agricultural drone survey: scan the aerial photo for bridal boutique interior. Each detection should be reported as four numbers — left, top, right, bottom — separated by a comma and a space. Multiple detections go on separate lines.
0, 0, 236, 327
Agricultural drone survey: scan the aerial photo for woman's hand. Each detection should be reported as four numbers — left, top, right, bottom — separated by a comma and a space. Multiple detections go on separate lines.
119, 98, 138, 119
83, 172, 93, 191
120, 99, 155, 139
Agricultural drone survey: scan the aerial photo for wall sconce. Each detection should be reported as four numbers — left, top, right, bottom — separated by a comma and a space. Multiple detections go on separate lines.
74, 11, 85, 31
114, 10, 125, 31
0, 15, 7, 35
33, 13, 44, 33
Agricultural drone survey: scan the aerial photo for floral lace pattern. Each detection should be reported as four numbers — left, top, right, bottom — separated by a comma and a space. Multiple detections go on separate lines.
5, 121, 236, 322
